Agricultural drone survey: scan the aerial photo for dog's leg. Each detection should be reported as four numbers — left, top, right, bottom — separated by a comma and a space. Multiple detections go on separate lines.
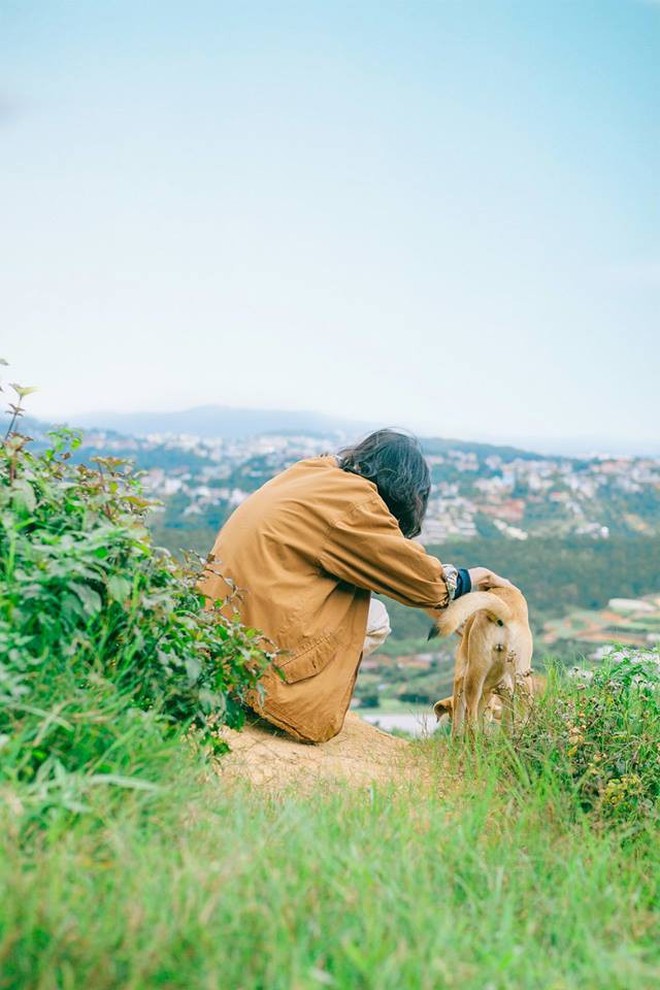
498, 681, 515, 732
451, 675, 467, 736
462, 666, 488, 735
452, 620, 490, 736
498, 653, 517, 732
478, 691, 495, 722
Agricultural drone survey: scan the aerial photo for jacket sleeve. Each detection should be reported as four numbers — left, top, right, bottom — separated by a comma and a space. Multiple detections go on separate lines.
318, 495, 450, 609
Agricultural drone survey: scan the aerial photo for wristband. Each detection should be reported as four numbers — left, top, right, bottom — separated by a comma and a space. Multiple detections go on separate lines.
456, 568, 472, 598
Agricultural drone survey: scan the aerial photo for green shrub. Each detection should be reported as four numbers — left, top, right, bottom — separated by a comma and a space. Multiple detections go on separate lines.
0, 427, 271, 796
511, 650, 660, 828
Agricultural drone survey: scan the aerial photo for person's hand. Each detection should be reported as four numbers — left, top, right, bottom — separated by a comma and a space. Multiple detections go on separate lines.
467, 566, 513, 591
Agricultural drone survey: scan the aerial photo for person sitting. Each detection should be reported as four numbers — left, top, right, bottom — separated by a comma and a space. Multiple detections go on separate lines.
199, 429, 510, 743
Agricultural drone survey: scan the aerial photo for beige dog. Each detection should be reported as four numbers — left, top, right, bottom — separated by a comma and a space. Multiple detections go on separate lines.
429, 586, 534, 735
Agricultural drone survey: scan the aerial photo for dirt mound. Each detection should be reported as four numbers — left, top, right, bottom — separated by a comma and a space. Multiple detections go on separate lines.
215, 712, 418, 790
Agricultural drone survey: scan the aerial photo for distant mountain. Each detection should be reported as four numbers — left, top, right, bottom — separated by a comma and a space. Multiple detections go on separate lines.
68, 406, 378, 441
33, 406, 541, 460
18, 409, 543, 463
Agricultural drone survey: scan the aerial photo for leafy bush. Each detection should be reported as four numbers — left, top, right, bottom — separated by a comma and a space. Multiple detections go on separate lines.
512, 650, 660, 828
0, 426, 271, 796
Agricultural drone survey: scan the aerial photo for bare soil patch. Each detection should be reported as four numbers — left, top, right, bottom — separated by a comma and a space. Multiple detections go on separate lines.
215, 712, 421, 791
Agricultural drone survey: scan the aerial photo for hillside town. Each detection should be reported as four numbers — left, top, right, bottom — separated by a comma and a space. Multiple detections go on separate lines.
76, 428, 660, 542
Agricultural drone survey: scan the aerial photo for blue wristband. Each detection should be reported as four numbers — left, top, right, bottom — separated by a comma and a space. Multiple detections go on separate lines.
455, 568, 472, 599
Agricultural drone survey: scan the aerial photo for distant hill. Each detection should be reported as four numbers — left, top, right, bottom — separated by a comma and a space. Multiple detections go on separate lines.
67, 406, 377, 441
19, 407, 540, 462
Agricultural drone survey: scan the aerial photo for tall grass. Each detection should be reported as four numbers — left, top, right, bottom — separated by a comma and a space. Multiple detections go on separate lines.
1, 695, 658, 990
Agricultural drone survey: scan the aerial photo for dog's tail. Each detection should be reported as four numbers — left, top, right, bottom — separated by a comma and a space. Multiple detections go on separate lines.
430, 591, 513, 638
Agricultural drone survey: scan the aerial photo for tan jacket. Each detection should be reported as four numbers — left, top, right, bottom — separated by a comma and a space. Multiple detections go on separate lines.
199, 456, 450, 742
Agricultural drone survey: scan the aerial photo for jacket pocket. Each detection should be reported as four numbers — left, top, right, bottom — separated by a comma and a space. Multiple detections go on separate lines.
277, 633, 338, 684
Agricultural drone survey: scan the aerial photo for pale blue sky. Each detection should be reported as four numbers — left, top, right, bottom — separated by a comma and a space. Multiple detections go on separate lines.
2, 1, 659, 451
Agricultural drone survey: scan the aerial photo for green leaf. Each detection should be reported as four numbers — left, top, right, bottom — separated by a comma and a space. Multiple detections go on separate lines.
309, 969, 336, 987
69, 582, 103, 615
185, 656, 202, 683
11, 479, 37, 514
86, 774, 161, 792
107, 575, 132, 603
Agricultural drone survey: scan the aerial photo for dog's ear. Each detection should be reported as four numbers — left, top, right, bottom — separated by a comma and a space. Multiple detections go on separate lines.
427, 624, 440, 641
433, 697, 453, 721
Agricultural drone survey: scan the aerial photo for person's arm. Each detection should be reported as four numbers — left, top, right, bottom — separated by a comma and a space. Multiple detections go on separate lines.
318, 496, 452, 609
318, 495, 512, 608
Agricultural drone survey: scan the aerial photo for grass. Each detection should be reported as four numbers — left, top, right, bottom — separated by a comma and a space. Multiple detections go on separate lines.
1, 712, 658, 990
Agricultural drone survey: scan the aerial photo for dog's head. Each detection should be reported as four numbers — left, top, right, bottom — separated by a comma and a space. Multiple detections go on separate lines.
433, 695, 454, 722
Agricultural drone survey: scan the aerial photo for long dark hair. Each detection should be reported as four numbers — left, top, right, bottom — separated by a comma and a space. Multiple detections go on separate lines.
337, 429, 430, 538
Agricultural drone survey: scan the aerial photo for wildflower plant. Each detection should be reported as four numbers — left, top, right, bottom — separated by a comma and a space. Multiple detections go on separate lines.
513, 650, 660, 828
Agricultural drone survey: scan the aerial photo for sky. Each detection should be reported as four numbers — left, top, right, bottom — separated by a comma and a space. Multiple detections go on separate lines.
2, 0, 659, 453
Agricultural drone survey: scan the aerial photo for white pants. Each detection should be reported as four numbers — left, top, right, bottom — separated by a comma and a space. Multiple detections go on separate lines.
362, 598, 391, 657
